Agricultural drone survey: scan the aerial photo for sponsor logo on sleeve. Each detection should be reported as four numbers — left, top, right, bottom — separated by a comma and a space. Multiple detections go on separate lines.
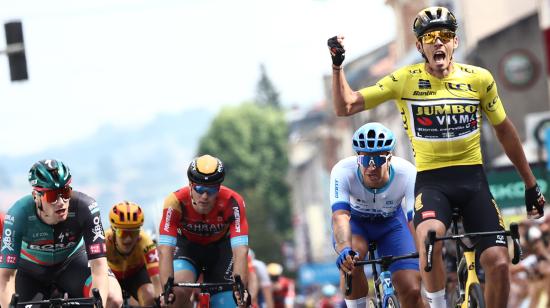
89, 243, 101, 254
2, 229, 14, 252
233, 206, 241, 233
6, 255, 17, 264
486, 81, 495, 93
486, 96, 499, 112
88, 201, 98, 212
146, 250, 159, 263
92, 216, 105, 241
4, 215, 14, 225
163, 208, 173, 232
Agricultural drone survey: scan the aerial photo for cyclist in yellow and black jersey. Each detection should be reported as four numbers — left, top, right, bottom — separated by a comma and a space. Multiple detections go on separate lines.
106, 202, 161, 306
327, 6, 546, 308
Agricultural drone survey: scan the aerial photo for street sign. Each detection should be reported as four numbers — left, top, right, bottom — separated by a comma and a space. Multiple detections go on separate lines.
486, 163, 548, 208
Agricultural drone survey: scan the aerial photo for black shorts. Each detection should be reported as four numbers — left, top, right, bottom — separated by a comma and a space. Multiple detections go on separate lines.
173, 236, 234, 293
15, 248, 90, 301
119, 265, 152, 300
413, 165, 507, 255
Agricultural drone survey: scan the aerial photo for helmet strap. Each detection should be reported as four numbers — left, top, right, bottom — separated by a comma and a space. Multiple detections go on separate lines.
33, 191, 44, 212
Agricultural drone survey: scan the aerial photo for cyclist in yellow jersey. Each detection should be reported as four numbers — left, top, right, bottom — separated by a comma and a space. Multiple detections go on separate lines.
107, 201, 162, 306
327, 6, 546, 308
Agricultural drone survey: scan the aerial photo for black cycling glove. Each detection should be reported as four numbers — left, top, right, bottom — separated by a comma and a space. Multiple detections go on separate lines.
327, 36, 345, 66
525, 183, 545, 218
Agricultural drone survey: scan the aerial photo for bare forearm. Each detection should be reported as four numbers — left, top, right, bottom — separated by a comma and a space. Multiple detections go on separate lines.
0, 270, 16, 308
158, 245, 175, 287
332, 211, 352, 252
494, 118, 537, 187
90, 259, 109, 308
151, 274, 162, 297
332, 69, 363, 116
232, 246, 249, 285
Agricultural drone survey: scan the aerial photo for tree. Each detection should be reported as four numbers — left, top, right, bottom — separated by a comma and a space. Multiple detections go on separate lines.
196, 103, 291, 262
255, 64, 280, 108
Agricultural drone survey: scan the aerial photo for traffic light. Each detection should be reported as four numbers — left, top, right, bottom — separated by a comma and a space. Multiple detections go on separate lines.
4, 21, 28, 81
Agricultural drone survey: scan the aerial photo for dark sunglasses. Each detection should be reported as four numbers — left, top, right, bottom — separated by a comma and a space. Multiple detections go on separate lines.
192, 184, 220, 196
36, 186, 72, 203
357, 154, 391, 168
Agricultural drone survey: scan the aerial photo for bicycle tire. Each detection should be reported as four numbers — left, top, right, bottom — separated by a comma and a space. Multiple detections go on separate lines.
385, 294, 400, 308
467, 283, 485, 308
368, 297, 380, 308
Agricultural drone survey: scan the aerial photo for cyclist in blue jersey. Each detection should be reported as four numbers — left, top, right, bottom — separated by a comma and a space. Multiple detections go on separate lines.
0, 159, 123, 308
331, 123, 423, 307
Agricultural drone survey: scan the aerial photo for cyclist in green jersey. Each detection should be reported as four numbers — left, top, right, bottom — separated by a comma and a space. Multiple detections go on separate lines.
0, 159, 123, 308
327, 6, 546, 308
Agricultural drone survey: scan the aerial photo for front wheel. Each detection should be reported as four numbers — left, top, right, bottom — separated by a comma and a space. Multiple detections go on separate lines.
384, 294, 400, 308
368, 297, 381, 308
467, 283, 485, 308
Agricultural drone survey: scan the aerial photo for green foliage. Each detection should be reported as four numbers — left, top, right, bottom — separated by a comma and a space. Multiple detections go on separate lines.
197, 103, 291, 262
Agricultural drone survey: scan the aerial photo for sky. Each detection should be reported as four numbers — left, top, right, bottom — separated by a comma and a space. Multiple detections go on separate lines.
0, 0, 395, 156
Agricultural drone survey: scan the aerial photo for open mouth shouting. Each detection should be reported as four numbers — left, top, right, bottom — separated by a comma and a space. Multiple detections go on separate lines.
433, 50, 447, 66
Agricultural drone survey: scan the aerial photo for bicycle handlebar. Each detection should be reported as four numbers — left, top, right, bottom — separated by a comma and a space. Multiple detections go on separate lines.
8, 287, 103, 308
163, 276, 174, 305
343, 252, 419, 296
162, 275, 247, 306
424, 223, 522, 272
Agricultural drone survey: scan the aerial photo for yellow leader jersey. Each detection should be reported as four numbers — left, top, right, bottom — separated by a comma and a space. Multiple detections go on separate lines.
359, 62, 507, 171
105, 229, 159, 280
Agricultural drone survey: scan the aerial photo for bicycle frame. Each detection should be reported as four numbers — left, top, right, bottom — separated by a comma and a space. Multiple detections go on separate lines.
424, 209, 522, 308
344, 242, 419, 307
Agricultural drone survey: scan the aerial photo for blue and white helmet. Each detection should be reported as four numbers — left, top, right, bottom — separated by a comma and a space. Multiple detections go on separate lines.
352, 122, 396, 153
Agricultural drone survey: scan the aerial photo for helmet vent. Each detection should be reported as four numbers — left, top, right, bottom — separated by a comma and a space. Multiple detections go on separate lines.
425, 10, 433, 20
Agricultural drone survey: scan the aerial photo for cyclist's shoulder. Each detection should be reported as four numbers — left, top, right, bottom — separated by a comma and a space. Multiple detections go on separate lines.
6, 195, 36, 222
390, 156, 417, 172
70, 191, 98, 212
219, 186, 244, 201
332, 156, 356, 172
454, 62, 490, 74
163, 187, 189, 208
391, 63, 425, 78
454, 62, 494, 81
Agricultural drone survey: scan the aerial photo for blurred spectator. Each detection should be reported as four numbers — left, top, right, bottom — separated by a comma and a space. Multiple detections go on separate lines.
249, 250, 274, 308
508, 218, 550, 307
317, 284, 342, 308
267, 263, 295, 308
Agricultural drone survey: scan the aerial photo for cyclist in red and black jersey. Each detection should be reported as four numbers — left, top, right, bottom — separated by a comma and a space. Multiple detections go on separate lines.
158, 155, 251, 307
